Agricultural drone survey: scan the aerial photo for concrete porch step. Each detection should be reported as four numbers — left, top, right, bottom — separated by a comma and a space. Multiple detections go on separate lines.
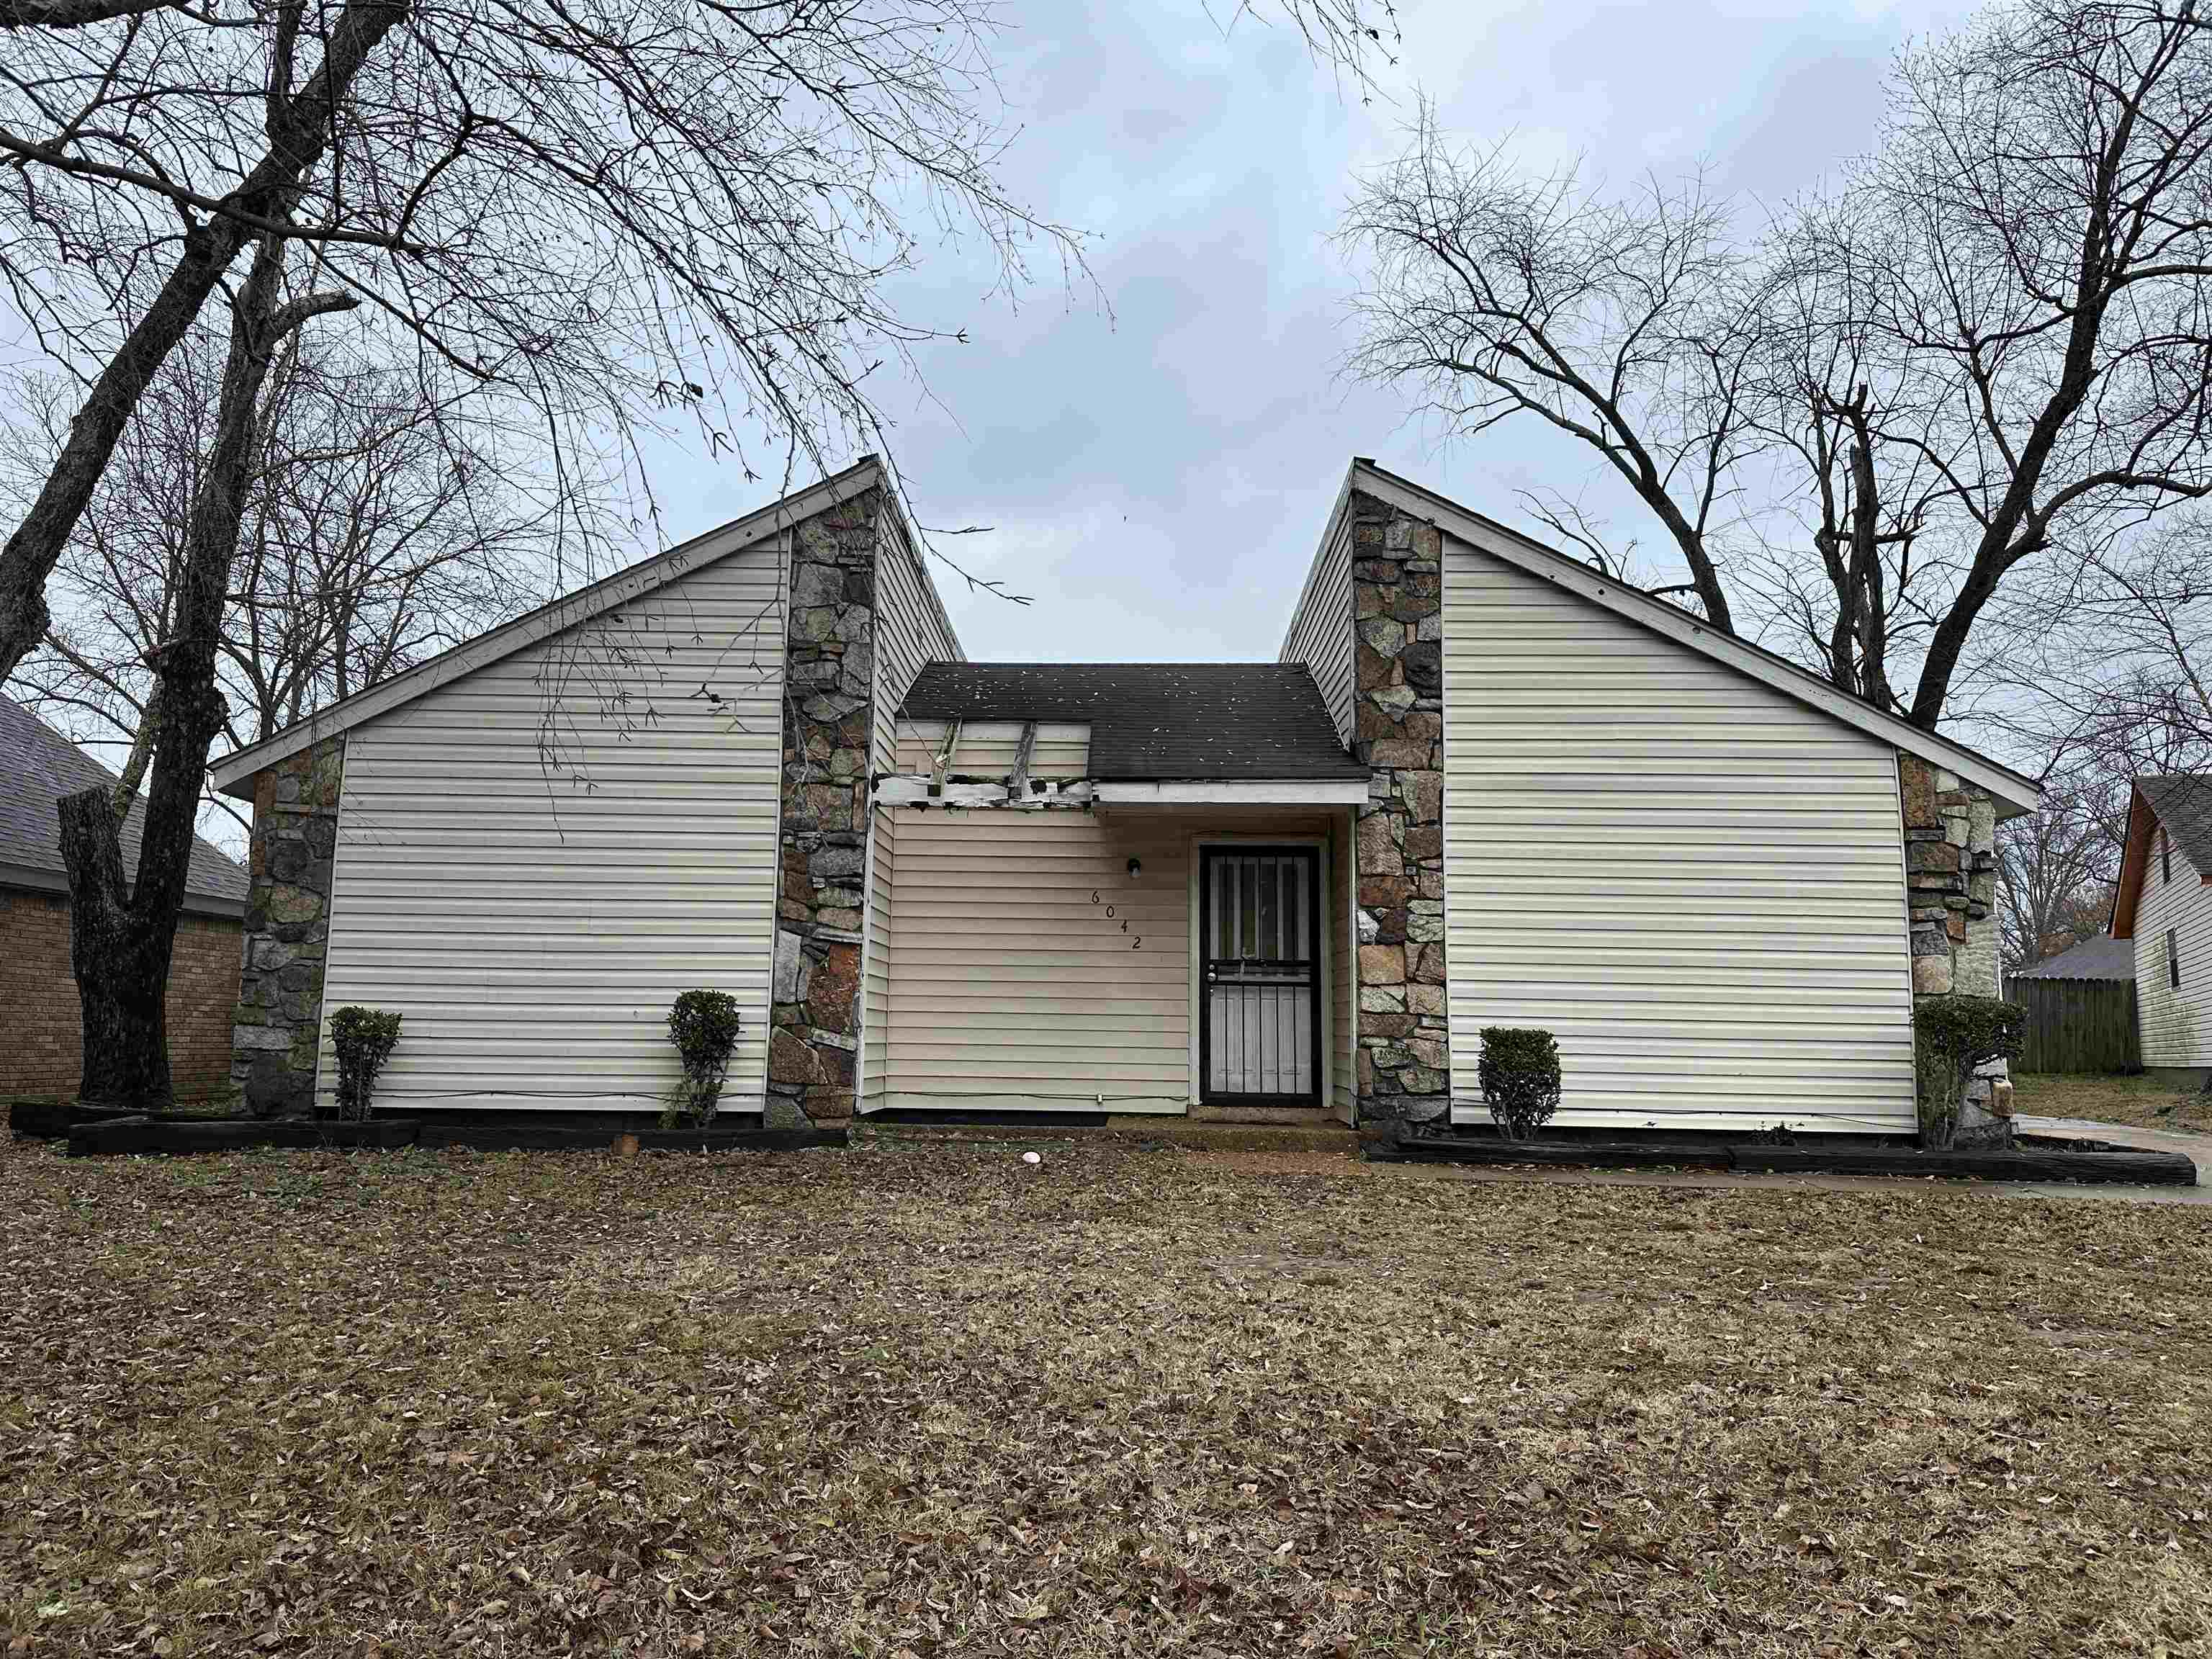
855, 1115, 1357, 1151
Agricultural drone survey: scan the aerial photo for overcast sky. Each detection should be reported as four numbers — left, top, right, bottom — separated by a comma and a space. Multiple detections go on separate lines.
642, 0, 1981, 665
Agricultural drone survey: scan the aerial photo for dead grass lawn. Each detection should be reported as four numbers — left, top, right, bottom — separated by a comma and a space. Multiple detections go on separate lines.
2, 1128, 2210, 1657
2013, 1071, 2212, 1133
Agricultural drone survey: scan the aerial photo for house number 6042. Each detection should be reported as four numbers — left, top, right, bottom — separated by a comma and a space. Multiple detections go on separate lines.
1092, 888, 1140, 949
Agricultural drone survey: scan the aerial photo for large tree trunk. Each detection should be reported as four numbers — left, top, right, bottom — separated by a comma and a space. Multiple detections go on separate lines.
56, 234, 355, 1105
0, 0, 408, 688
56, 788, 176, 1106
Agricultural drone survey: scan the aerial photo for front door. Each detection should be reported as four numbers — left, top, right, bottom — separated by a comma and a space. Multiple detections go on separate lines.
1200, 847, 1321, 1105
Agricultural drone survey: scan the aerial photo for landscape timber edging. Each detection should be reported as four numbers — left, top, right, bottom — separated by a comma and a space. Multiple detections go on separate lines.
54, 1118, 849, 1158
1380, 1133, 2198, 1187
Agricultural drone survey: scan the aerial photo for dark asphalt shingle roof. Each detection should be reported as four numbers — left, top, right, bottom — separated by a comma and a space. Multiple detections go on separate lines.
899, 663, 1369, 782
0, 695, 248, 910
2141, 774, 2212, 877
2010, 936, 2134, 981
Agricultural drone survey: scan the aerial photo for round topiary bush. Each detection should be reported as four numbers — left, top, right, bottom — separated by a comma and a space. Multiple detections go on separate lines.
1478, 1026, 1561, 1141
664, 989, 742, 1129
328, 1006, 402, 1120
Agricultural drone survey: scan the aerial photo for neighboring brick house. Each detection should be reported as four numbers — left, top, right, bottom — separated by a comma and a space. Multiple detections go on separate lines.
209, 455, 2041, 1136
1, 695, 248, 1099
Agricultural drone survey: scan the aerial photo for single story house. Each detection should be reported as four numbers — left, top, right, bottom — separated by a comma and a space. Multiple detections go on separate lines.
2, 693, 248, 1098
207, 457, 2041, 1133
2112, 774, 2212, 1082
2008, 936, 2134, 982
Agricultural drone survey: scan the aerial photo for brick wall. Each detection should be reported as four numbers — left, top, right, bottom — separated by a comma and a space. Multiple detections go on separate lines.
0, 887, 244, 1100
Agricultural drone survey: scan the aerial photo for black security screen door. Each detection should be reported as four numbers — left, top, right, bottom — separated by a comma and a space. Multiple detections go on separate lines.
1200, 847, 1321, 1105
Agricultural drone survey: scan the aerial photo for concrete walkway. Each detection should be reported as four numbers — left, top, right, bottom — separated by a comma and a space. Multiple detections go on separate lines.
2018, 1112, 2208, 1172
1404, 1117, 2209, 1208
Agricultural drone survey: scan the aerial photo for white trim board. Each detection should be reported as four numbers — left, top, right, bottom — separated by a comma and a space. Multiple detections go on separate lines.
873, 777, 1369, 809
1096, 780, 1370, 806
1347, 460, 2043, 818
210, 458, 888, 799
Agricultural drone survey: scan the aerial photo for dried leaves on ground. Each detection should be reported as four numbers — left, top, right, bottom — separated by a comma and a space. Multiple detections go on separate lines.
2, 1129, 2209, 1656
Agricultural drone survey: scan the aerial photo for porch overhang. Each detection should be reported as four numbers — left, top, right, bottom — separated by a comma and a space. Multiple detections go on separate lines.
1093, 780, 1369, 806
871, 775, 1368, 809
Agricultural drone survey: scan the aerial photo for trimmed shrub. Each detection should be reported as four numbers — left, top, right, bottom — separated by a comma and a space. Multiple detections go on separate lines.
1478, 1026, 1561, 1140
664, 989, 743, 1129
1913, 994, 2025, 1148
329, 1007, 403, 1120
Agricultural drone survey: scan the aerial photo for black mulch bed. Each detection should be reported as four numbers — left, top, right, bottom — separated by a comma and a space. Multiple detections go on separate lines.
1378, 1130, 2199, 1187
8, 1100, 844, 1158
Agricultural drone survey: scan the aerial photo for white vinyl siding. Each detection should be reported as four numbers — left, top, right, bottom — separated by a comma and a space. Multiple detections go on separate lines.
1440, 538, 1917, 1133
881, 811, 1193, 1112
1280, 513, 1355, 744
863, 512, 961, 1104
2134, 830, 2212, 1066
318, 536, 786, 1112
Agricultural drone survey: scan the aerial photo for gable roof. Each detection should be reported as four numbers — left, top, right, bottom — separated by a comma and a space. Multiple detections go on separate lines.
899, 662, 1368, 782
2112, 774, 2212, 938
210, 457, 914, 799
2010, 935, 2134, 981
1335, 459, 2043, 817
0, 695, 248, 916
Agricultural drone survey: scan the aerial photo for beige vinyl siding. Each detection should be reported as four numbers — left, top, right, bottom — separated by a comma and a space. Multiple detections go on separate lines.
2134, 830, 2212, 1066
1280, 513, 1354, 744
881, 811, 1193, 1112
863, 511, 960, 1102
878, 807, 1340, 1112
317, 535, 785, 1112
863, 809, 896, 1101
1331, 808, 1355, 1122
894, 720, 1091, 777
1440, 537, 1917, 1133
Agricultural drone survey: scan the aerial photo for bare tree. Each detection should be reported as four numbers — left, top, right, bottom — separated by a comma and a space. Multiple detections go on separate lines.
1997, 781, 2120, 967
1340, 0, 2212, 734
4, 333, 547, 839
0, 0, 1412, 689
45, 226, 360, 1104
1339, 117, 1760, 629
0, 0, 1105, 687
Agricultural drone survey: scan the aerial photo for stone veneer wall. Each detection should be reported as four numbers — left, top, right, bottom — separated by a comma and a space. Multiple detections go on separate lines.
1347, 491, 1452, 1128
1899, 754, 2014, 1143
231, 735, 344, 1115
766, 490, 881, 1128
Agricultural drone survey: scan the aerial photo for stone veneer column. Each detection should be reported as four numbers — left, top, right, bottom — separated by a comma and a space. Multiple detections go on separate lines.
1348, 492, 1452, 1128
231, 734, 344, 1115
766, 490, 881, 1128
1899, 754, 2014, 1143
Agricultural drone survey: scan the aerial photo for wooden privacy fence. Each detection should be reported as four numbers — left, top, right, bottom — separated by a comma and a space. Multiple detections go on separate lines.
2011, 977, 2141, 1074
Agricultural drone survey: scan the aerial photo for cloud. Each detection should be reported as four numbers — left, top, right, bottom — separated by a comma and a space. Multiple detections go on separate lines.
631, 0, 1982, 664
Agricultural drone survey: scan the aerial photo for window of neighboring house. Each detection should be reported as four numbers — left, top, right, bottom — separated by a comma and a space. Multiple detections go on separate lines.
2163, 827, 2172, 885
2168, 927, 2182, 990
